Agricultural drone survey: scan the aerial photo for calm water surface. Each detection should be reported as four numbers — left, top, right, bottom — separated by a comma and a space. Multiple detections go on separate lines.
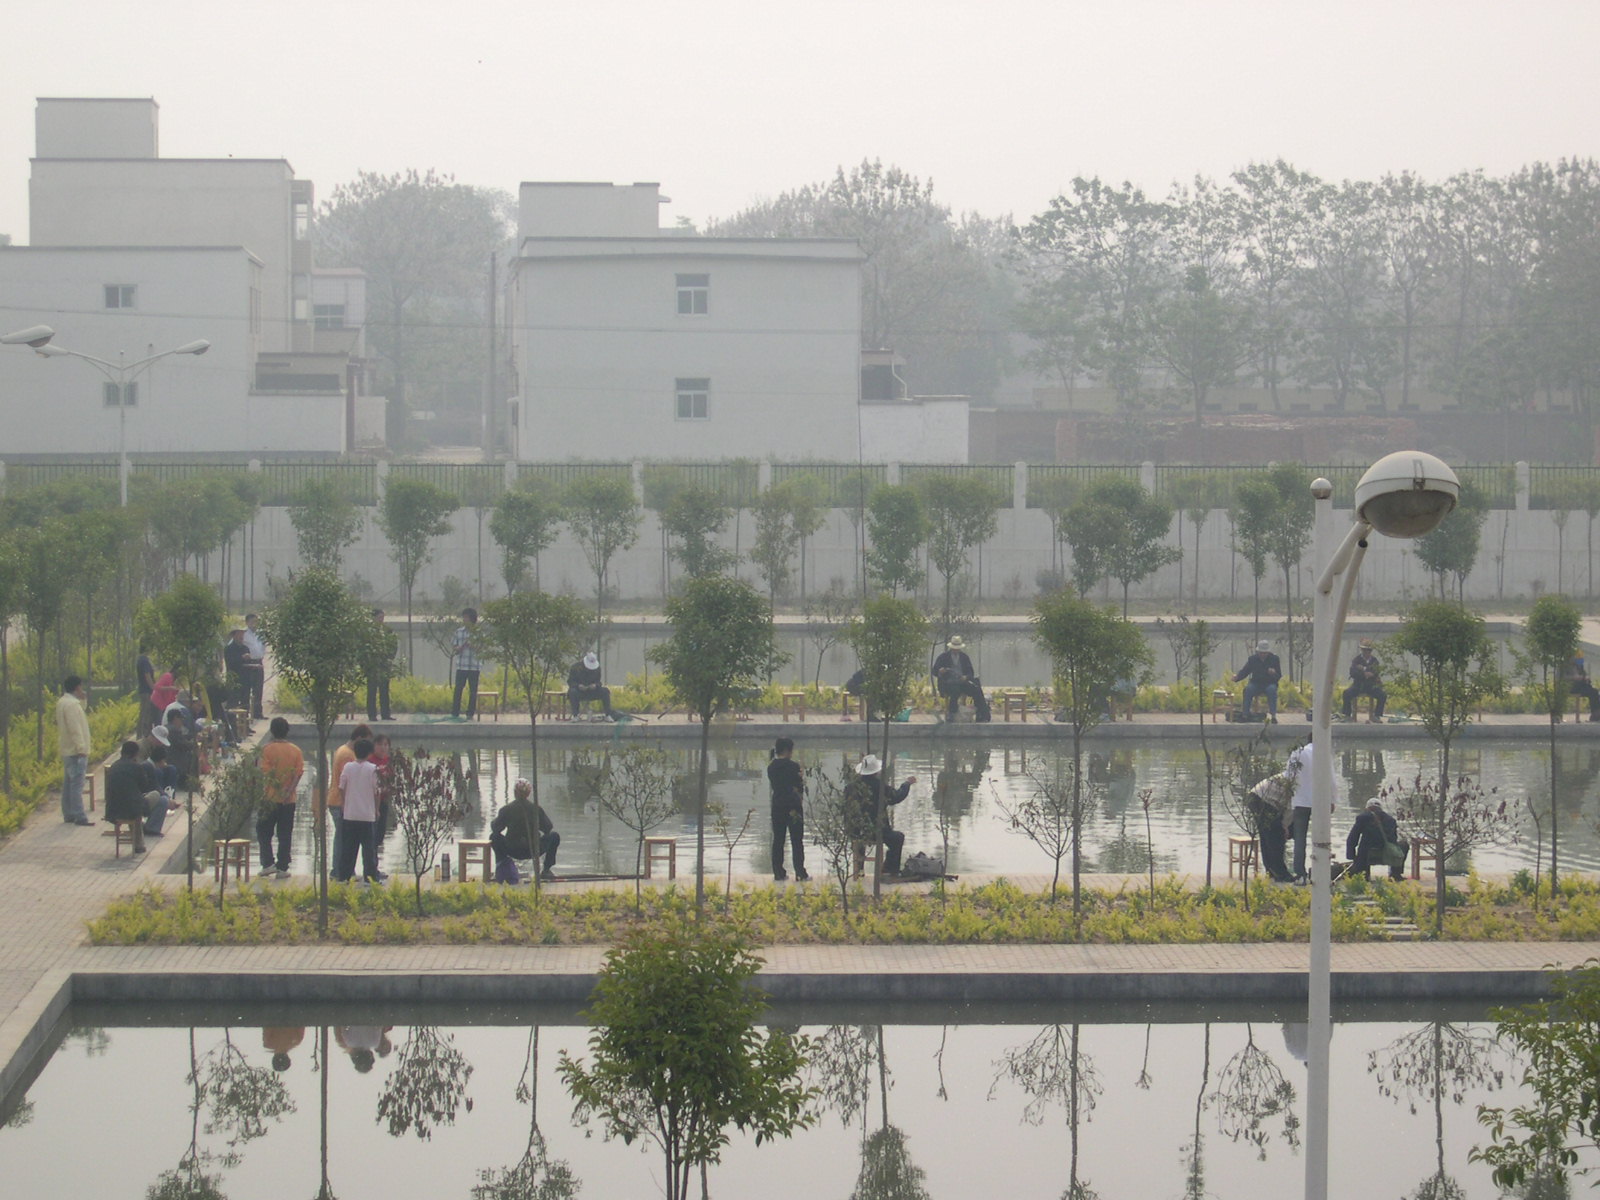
0, 1007, 1560, 1198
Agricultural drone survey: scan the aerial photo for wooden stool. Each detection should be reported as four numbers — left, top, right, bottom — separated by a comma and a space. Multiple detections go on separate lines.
1227, 835, 1257, 879
644, 836, 677, 879
212, 838, 251, 882
999, 690, 1028, 722
543, 690, 569, 720
841, 693, 867, 721
1211, 689, 1232, 723
458, 838, 493, 882
1410, 835, 1440, 880
110, 820, 139, 858
851, 841, 882, 879
473, 691, 502, 721
781, 692, 807, 722
229, 708, 252, 739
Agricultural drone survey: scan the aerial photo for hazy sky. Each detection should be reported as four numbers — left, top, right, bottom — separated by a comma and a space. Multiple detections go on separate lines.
4, 0, 1599, 240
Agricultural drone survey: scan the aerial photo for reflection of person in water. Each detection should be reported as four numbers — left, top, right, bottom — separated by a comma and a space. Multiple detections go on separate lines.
932, 750, 989, 819
335, 1025, 393, 1073
262, 1026, 305, 1073
1341, 748, 1387, 806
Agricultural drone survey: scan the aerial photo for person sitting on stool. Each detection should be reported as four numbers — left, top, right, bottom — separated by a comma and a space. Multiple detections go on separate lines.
490, 777, 560, 882
1342, 638, 1387, 722
567, 651, 613, 720
1346, 797, 1407, 880
849, 754, 916, 877
1564, 653, 1600, 722
1235, 640, 1281, 722
932, 636, 991, 722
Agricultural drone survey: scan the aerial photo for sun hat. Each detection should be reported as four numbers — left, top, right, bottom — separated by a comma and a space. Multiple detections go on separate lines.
1256, 640, 1270, 652
947, 636, 966, 650
1359, 638, 1374, 649
150, 725, 171, 747
583, 652, 599, 670
858, 754, 882, 776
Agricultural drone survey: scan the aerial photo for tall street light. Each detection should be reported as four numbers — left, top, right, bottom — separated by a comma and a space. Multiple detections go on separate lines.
1305, 450, 1458, 1200
33, 338, 211, 506
0, 325, 55, 348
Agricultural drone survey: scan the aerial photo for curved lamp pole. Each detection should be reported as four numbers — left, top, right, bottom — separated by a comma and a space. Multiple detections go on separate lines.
1305, 450, 1458, 1200
34, 338, 211, 506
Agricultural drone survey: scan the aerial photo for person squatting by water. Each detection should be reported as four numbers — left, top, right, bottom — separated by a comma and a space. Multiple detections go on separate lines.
490, 777, 560, 882
768, 738, 808, 881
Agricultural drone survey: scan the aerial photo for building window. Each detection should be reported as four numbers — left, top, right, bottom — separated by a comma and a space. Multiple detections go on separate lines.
103, 381, 137, 408
675, 377, 710, 420
104, 284, 136, 309
313, 304, 346, 330
676, 273, 708, 315
294, 201, 310, 240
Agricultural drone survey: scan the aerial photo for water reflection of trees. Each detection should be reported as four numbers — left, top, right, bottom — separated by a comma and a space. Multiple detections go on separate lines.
376, 1025, 474, 1140
473, 1027, 579, 1200
1368, 1022, 1504, 1200
989, 1024, 1102, 1197
1207, 1023, 1299, 1161
1180, 1024, 1211, 1200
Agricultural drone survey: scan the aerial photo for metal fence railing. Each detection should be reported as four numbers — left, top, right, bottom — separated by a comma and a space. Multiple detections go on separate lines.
255, 460, 380, 507
388, 462, 506, 506
640, 461, 761, 507
900, 464, 1016, 508
1026, 464, 1138, 508
1527, 464, 1600, 511
771, 463, 887, 508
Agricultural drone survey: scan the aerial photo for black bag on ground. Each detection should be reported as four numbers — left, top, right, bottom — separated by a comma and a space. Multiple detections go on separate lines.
900, 852, 945, 881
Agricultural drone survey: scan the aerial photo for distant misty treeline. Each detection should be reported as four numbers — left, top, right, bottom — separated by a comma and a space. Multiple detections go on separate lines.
314, 160, 1600, 441
710, 158, 1600, 421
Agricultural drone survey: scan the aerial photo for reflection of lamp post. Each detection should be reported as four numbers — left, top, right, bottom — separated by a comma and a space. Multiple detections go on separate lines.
34, 338, 211, 506
1305, 450, 1458, 1200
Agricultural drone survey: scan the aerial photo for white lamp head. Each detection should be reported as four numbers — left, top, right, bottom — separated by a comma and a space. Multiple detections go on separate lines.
1355, 450, 1459, 539
0, 324, 54, 348
174, 339, 210, 355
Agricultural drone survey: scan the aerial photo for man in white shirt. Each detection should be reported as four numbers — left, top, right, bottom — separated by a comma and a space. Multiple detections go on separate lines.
1287, 734, 1331, 883
242, 613, 267, 719
55, 676, 93, 826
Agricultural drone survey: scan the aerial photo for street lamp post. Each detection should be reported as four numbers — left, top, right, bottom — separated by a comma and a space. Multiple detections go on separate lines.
33, 338, 211, 506
1304, 450, 1458, 1200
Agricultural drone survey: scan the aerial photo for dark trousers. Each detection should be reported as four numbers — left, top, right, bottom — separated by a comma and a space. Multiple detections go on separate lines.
1351, 844, 1407, 881
1290, 806, 1311, 878
1342, 681, 1386, 718
855, 827, 905, 875
771, 807, 805, 875
257, 802, 296, 871
490, 829, 560, 873
335, 817, 379, 881
1571, 679, 1600, 718
245, 666, 265, 718
452, 669, 480, 718
1257, 816, 1292, 881
137, 695, 158, 737
367, 675, 392, 721
568, 684, 612, 717
939, 677, 991, 721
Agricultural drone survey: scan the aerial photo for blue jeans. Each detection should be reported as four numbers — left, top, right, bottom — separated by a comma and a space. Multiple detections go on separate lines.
1242, 681, 1278, 718
61, 755, 88, 821
145, 791, 174, 835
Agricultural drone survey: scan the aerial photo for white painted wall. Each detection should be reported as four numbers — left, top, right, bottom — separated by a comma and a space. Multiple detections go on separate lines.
860, 398, 969, 463
35, 97, 158, 160
512, 239, 863, 461
517, 182, 663, 240
0, 246, 342, 453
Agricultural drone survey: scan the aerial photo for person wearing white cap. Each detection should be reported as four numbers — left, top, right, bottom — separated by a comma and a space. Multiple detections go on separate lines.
1234, 640, 1282, 723
850, 754, 917, 876
1342, 638, 1386, 722
931, 636, 991, 722
1346, 797, 1407, 881
567, 651, 613, 720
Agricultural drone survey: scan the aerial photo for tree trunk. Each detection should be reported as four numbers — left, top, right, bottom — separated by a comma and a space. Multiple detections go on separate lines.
695, 718, 711, 915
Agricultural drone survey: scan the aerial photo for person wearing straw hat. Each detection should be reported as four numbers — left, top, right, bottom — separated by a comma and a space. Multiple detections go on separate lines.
1341, 638, 1386, 722
931, 636, 991, 722
567, 651, 614, 720
849, 754, 917, 877
1234, 640, 1281, 723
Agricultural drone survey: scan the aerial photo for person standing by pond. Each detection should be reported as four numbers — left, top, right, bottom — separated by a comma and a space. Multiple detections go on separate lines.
55, 676, 92, 826
364, 608, 397, 722
767, 738, 809, 881
257, 717, 303, 879
334, 737, 384, 883
450, 607, 481, 720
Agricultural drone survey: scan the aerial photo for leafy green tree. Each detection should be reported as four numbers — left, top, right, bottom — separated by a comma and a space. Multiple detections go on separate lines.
261, 569, 370, 935
1029, 474, 1080, 585
558, 921, 816, 1200
1062, 477, 1180, 617
866, 484, 926, 597
1386, 600, 1503, 931
136, 575, 226, 702
17, 519, 75, 756
601, 746, 682, 912
377, 477, 459, 667
1475, 963, 1600, 1192
648, 576, 782, 912
847, 596, 929, 898
917, 474, 1003, 640
288, 477, 364, 573
1519, 595, 1582, 890
1032, 591, 1153, 919
1260, 464, 1315, 679
751, 481, 803, 608
1149, 264, 1253, 428
1230, 477, 1277, 641
661, 483, 734, 582
477, 590, 590, 894
317, 168, 510, 447
489, 481, 563, 595
1414, 480, 1490, 602
383, 749, 470, 918
1166, 472, 1230, 612
563, 475, 641, 632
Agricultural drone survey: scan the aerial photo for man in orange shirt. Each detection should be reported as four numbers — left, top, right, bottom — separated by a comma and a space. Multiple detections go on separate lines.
257, 718, 304, 878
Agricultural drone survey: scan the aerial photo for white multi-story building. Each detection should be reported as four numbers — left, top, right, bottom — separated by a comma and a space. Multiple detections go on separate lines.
506, 182, 865, 461
0, 97, 361, 455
